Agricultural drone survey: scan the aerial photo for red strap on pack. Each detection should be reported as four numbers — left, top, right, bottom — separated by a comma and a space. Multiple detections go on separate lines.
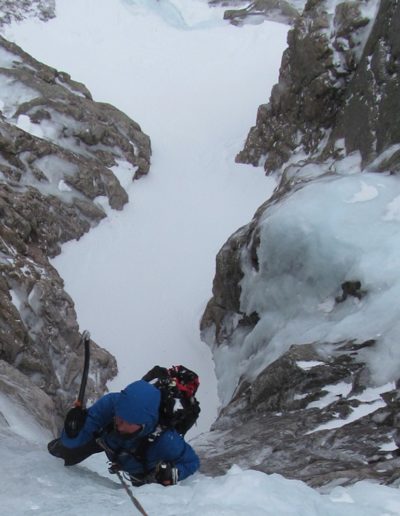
168, 365, 200, 398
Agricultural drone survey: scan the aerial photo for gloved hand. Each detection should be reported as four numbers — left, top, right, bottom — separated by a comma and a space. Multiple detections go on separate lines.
64, 406, 87, 438
155, 461, 178, 486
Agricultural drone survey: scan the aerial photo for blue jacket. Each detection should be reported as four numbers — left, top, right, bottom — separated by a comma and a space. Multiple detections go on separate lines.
61, 380, 200, 481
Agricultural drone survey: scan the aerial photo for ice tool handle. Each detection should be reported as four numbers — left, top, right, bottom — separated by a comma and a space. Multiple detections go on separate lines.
75, 330, 91, 408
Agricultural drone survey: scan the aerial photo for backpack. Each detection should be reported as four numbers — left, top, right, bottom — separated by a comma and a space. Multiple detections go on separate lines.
142, 365, 200, 436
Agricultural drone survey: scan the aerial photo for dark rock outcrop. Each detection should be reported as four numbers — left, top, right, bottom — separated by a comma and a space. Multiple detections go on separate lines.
0, 34, 151, 432
236, 0, 384, 173
210, 0, 303, 26
328, 0, 400, 168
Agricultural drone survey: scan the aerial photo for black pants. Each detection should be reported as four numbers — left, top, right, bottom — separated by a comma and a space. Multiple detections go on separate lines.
48, 438, 103, 466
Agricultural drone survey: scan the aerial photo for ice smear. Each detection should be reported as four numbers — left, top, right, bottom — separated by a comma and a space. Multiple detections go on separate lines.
350, 383, 395, 403
0, 395, 51, 443
0, 45, 21, 67
379, 441, 397, 452
215, 172, 400, 404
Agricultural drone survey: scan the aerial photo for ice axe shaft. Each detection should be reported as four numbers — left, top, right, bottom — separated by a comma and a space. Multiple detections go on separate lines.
96, 438, 149, 516
116, 471, 149, 516
75, 330, 91, 408
64, 330, 91, 439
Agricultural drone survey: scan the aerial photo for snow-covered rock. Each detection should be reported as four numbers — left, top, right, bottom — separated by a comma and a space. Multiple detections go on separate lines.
210, 0, 306, 26
0, 0, 55, 27
0, 32, 151, 430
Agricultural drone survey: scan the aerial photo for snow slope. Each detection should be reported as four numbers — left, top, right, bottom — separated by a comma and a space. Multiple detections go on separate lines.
4, 0, 286, 435
3, 419, 400, 516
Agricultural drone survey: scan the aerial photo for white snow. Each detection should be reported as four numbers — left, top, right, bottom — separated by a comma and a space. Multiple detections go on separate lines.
16, 112, 59, 141
0, 74, 38, 117
345, 180, 379, 203
296, 360, 325, 370
350, 383, 395, 403
306, 381, 395, 419
334, 151, 363, 176
58, 179, 72, 192
383, 195, 400, 222
9, 287, 23, 312
307, 399, 386, 434
307, 381, 352, 410
379, 441, 397, 452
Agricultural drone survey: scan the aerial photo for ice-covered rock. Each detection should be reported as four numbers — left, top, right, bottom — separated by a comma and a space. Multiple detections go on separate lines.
200, 0, 400, 487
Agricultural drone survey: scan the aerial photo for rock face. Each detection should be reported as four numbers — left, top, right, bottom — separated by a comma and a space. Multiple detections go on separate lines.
199, 0, 400, 488
209, 0, 305, 26
197, 339, 400, 487
0, 34, 151, 433
236, 0, 387, 172
0, 0, 55, 26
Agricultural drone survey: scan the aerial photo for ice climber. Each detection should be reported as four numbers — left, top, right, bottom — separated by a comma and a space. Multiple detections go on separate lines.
48, 380, 200, 486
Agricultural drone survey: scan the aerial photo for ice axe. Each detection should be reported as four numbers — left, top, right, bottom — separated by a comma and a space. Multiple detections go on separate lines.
76, 330, 91, 407
64, 330, 91, 438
